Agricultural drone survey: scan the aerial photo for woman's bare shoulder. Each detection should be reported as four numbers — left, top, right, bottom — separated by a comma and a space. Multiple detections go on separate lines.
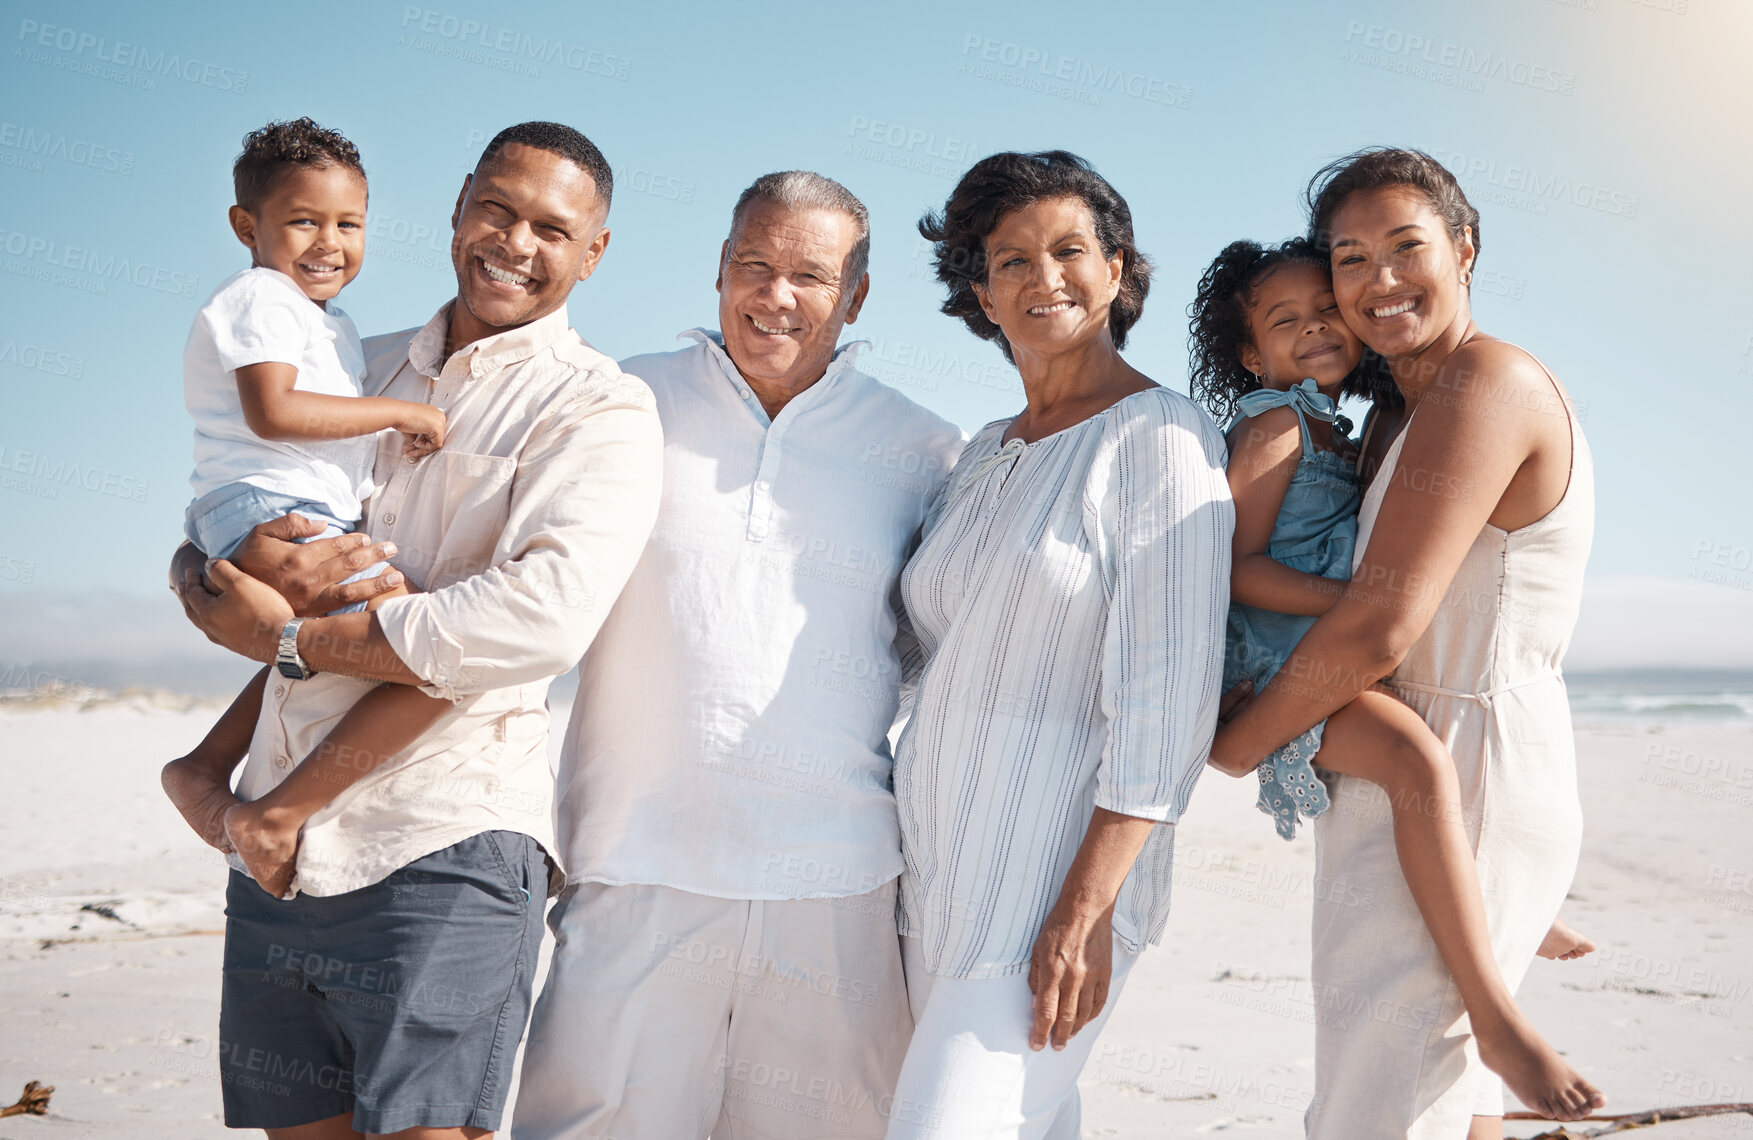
1440, 338, 1554, 407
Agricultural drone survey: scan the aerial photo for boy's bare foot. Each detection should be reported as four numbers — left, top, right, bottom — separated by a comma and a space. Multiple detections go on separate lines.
161, 755, 241, 853
1537, 918, 1596, 961
223, 801, 303, 899
1474, 1012, 1606, 1122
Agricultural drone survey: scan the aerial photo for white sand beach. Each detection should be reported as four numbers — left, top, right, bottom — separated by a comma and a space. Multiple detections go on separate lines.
1, 698, 1748, 1138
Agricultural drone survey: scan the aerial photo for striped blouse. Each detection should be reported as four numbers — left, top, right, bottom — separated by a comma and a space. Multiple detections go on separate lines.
894, 387, 1234, 978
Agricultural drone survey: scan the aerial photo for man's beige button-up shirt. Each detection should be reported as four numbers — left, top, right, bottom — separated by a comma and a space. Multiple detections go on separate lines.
233, 301, 663, 896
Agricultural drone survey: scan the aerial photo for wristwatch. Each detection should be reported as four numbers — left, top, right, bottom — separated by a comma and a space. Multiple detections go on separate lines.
275, 617, 314, 681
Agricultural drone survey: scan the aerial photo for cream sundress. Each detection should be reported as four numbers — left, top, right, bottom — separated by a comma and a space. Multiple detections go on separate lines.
1306, 362, 1594, 1138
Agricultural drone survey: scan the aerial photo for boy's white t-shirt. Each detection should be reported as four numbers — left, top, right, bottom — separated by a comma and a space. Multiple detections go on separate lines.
184, 266, 377, 520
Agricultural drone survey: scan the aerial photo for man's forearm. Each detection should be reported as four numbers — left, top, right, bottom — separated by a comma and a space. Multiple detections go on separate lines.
296, 612, 423, 686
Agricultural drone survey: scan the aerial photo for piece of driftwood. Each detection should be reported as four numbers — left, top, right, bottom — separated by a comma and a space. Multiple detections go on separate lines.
1506, 1102, 1753, 1137
0, 1081, 52, 1117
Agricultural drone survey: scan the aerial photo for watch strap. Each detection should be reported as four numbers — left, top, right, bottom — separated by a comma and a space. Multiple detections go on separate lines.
275, 617, 312, 680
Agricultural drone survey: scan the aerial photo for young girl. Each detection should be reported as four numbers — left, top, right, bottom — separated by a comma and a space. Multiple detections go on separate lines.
1188, 238, 1604, 1121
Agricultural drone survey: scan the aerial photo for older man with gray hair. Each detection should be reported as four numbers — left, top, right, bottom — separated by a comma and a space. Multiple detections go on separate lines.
511, 172, 964, 1139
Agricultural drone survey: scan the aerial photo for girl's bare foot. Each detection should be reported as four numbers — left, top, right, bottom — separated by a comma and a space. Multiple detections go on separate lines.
1474, 1012, 1606, 1122
1538, 918, 1596, 961
161, 756, 241, 853
222, 801, 302, 899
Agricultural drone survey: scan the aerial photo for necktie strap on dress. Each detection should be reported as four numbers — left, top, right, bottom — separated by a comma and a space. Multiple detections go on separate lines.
1389, 669, 1563, 707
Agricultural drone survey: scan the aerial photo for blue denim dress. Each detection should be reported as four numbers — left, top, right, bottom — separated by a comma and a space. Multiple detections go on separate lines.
1222, 380, 1361, 839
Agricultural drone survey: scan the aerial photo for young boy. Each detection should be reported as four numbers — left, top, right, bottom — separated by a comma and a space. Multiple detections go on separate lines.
162, 118, 450, 899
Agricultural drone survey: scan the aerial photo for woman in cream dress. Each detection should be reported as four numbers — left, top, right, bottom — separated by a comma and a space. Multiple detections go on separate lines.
1207, 148, 1598, 1138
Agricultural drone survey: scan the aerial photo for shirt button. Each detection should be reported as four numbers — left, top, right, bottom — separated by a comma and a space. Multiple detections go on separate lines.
273, 684, 286, 698
757, 481, 770, 491
383, 513, 396, 525
275, 756, 290, 769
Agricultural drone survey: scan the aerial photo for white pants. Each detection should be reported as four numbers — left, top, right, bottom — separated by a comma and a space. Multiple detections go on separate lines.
511, 881, 913, 1140
885, 936, 1138, 1140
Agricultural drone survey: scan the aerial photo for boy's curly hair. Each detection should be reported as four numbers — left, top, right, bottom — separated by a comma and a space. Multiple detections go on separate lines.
233, 117, 366, 213
1186, 237, 1397, 423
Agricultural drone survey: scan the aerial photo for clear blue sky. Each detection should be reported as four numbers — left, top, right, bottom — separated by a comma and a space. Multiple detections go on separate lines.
2, 0, 1750, 669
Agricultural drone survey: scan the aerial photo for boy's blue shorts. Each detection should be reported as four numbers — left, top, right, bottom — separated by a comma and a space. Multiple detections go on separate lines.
184, 483, 387, 615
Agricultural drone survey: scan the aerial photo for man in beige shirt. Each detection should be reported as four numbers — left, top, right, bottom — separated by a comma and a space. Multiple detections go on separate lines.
170, 122, 662, 1140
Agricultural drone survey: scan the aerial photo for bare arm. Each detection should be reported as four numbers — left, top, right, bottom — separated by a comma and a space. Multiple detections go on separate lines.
236, 362, 446, 458
1207, 344, 1558, 776
295, 610, 421, 684
176, 557, 421, 685
1227, 407, 1347, 618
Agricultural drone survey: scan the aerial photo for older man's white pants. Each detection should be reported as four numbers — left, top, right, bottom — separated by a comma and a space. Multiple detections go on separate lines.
510, 880, 912, 1140
884, 937, 1138, 1140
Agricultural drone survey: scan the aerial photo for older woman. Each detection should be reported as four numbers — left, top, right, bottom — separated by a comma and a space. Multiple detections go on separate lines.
887, 151, 1232, 1138
1208, 149, 1599, 1138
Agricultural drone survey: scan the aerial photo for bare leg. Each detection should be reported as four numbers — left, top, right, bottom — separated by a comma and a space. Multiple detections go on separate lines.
1467, 1116, 1501, 1140
1316, 690, 1605, 1123
225, 683, 451, 897
162, 667, 266, 852
1537, 917, 1595, 960
372, 1128, 491, 1139
268, 1114, 365, 1140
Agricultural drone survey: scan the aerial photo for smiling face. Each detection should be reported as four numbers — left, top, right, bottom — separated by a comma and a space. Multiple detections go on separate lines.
1238, 262, 1363, 393
449, 142, 609, 338
716, 200, 868, 393
1327, 185, 1475, 360
972, 196, 1123, 365
228, 164, 367, 305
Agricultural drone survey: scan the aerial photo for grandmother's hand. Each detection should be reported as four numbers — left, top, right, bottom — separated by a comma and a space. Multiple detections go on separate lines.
1028, 897, 1115, 1051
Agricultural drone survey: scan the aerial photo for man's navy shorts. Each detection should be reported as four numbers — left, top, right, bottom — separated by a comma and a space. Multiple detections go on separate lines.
218, 830, 546, 1134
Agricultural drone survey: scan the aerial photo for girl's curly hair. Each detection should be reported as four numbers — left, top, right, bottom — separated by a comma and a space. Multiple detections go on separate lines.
1186, 237, 1397, 423
918, 150, 1151, 365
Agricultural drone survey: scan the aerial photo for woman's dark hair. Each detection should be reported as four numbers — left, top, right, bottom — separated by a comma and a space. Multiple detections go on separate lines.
1305, 147, 1481, 271
918, 150, 1151, 364
1187, 237, 1399, 422
233, 118, 366, 213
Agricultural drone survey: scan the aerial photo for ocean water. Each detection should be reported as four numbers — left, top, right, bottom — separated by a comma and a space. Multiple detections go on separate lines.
1565, 670, 1753, 725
